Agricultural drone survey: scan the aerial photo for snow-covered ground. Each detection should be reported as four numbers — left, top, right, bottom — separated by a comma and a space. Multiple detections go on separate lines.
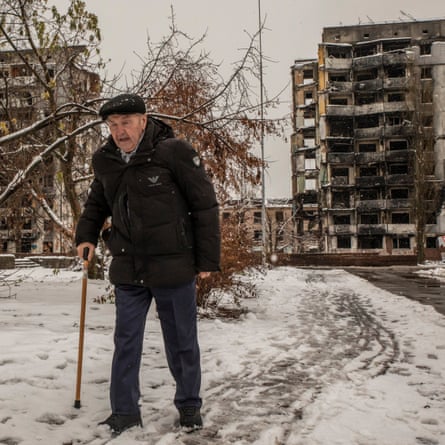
0, 265, 444, 445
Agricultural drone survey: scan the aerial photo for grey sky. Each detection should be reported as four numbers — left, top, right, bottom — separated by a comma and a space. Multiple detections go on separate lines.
56, 0, 444, 197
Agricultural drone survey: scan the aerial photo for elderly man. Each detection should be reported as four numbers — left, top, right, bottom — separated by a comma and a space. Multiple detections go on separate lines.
75, 93, 220, 436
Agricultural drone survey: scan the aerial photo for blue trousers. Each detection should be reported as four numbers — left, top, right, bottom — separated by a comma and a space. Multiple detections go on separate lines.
110, 280, 202, 415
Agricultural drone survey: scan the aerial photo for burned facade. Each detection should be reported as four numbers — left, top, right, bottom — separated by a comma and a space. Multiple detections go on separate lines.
221, 199, 296, 254
291, 19, 445, 257
0, 47, 100, 254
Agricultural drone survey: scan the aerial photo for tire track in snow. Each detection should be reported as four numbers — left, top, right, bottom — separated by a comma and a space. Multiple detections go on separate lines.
163, 268, 401, 445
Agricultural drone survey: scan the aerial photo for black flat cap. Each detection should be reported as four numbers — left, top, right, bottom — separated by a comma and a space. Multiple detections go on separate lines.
99, 93, 146, 120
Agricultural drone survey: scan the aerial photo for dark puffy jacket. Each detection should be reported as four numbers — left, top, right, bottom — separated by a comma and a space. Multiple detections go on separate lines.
75, 117, 220, 287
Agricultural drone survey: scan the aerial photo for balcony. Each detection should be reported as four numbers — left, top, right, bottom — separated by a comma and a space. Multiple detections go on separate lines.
331, 200, 353, 210
386, 224, 415, 234
382, 125, 414, 138
357, 224, 387, 235
386, 199, 410, 209
386, 174, 413, 186
354, 127, 382, 139
353, 79, 383, 92
357, 199, 386, 211
327, 152, 355, 164
385, 150, 411, 162
327, 81, 353, 92
325, 58, 352, 70
382, 52, 408, 65
355, 176, 385, 188
328, 225, 356, 235
354, 103, 385, 115
383, 77, 408, 90
382, 101, 410, 113
355, 152, 384, 164
353, 54, 383, 70
326, 104, 355, 116
331, 176, 350, 186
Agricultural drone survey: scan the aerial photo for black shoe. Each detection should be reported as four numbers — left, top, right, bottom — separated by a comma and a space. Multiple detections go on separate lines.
178, 406, 203, 430
98, 413, 142, 435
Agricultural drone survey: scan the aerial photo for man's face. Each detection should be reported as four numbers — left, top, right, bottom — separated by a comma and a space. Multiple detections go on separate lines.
106, 113, 147, 153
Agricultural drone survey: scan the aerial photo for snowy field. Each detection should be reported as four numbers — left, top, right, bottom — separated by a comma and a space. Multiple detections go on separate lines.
0, 265, 444, 445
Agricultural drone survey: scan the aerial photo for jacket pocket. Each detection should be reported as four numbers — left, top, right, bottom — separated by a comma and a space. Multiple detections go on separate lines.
177, 217, 193, 250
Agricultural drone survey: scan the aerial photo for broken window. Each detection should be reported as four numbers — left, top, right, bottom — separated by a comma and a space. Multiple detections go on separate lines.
391, 212, 410, 223
422, 115, 433, 127
253, 212, 262, 224
329, 142, 353, 153
360, 213, 379, 224
337, 236, 352, 248
275, 211, 284, 222
426, 237, 436, 248
303, 69, 314, 80
355, 69, 378, 81
360, 189, 379, 200
387, 92, 405, 102
333, 214, 351, 225
254, 230, 262, 241
387, 115, 403, 126
329, 73, 348, 82
303, 193, 317, 204
426, 212, 436, 224
329, 118, 354, 137
382, 40, 410, 52
358, 143, 377, 153
389, 140, 408, 150
420, 43, 432, 55
359, 166, 378, 176
329, 96, 348, 105
421, 85, 433, 103
354, 44, 377, 57
386, 65, 406, 78
389, 164, 408, 174
358, 235, 382, 249
392, 236, 410, 249
327, 46, 351, 58
356, 93, 378, 105
421, 67, 432, 79
390, 188, 409, 199
355, 114, 379, 128
332, 167, 349, 177
332, 191, 351, 208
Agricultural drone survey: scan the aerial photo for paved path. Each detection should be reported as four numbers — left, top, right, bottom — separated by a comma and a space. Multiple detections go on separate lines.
347, 266, 445, 316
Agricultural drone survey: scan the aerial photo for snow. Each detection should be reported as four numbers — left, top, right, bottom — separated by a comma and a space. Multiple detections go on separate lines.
0, 265, 444, 445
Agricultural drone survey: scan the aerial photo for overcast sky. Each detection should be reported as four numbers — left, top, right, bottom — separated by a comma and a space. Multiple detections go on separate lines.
54, 0, 444, 198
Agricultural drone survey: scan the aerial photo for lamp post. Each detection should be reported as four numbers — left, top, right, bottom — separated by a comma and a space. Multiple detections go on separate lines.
258, 0, 267, 266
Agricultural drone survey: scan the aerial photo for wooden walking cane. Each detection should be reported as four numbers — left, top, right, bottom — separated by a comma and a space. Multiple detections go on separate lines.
74, 246, 89, 409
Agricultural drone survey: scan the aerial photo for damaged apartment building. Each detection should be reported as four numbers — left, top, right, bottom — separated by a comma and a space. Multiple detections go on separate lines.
291, 19, 445, 257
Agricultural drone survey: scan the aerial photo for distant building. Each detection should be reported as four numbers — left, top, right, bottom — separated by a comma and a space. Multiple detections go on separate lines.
221, 198, 296, 253
0, 46, 100, 254
291, 19, 445, 257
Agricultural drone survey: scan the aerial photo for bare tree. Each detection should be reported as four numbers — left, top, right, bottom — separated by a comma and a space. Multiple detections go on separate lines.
1, 2, 282, 250
0, 1, 285, 299
409, 62, 442, 263
0, 0, 102, 252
